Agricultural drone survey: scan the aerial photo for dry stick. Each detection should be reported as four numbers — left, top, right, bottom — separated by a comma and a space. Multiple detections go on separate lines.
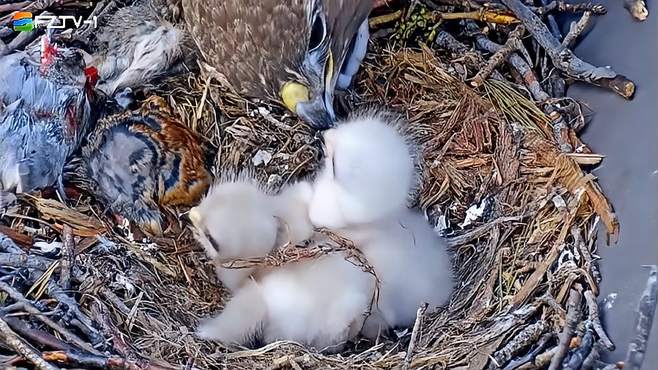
0, 317, 59, 370
582, 340, 603, 369
536, 0, 562, 40
0, 29, 39, 57
562, 326, 595, 369
531, 1, 607, 15
516, 346, 558, 370
501, 0, 635, 99
624, 265, 658, 370
43, 350, 178, 370
583, 290, 615, 351
59, 225, 75, 291
572, 226, 600, 295
489, 321, 546, 370
402, 303, 428, 370
0, 281, 100, 355
562, 11, 592, 49
0, 234, 104, 345
2, 315, 75, 352
502, 333, 553, 370
434, 30, 506, 82
466, 21, 550, 102
472, 25, 526, 87
548, 288, 582, 370
0, 252, 55, 270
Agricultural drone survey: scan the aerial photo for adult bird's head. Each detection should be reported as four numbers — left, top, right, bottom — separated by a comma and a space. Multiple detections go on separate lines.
182, 0, 373, 130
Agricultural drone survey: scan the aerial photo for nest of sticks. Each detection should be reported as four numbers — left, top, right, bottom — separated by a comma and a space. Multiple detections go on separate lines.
3, 0, 657, 369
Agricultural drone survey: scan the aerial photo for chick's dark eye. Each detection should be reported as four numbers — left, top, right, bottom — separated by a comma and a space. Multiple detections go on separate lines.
204, 229, 220, 252
308, 14, 326, 52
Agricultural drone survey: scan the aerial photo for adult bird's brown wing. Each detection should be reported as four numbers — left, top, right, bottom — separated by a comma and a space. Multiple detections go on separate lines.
181, 0, 309, 101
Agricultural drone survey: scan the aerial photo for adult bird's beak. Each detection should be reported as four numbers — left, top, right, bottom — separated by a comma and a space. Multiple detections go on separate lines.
280, 81, 336, 130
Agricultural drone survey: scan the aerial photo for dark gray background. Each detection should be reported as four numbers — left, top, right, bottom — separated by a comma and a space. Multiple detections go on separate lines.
565, 0, 658, 367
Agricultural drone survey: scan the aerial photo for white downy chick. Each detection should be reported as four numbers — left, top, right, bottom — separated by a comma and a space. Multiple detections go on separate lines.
308, 110, 417, 229
189, 172, 314, 291
341, 209, 454, 339
190, 173, 374, 351
189, 174, 279, 291
196, 252, 375, 352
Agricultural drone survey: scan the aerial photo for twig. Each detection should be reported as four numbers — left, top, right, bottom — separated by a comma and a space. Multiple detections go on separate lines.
532, 1, 606, 15
0, 317, 59, 370
501, 0, 635, 99
59, 225, 75, 291
0, 280, 99, 355
548, 289, 582, 370
402, 303, 428, 370
489, 321, 546, 369
582, 340, 603, 369
471, 26, 526, 87
446, 215, 526, 247
562, 12, 592, 49
43, 350, 178, 370
562, 325, 594, 369
467, 21, 550, 102
1, 315, 75, 352
583, 290, 615, 350
503, 333, 553, 370
624, 265, 658, 370
434, 30, 505, 81
439, 9, 519, 25
516, 346, 558, 370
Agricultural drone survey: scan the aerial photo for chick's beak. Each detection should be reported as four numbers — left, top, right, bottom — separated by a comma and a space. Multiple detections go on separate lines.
280, 82, 335, 130
188, 207, 202, 227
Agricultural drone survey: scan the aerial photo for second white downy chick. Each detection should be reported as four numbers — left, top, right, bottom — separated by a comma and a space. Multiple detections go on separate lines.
340, 209, 454, 339
197, 253, 375, 352
308, 110, 418, 229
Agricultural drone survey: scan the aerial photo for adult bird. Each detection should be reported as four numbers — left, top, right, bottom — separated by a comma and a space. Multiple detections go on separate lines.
181, 0, 373, 129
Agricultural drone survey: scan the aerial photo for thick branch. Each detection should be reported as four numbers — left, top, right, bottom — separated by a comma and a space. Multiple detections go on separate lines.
501, 0, 635, 99
43, 350, 178, 370
0, 317, 59, 370
548, 289, 582, 370
584, 290, 615, 351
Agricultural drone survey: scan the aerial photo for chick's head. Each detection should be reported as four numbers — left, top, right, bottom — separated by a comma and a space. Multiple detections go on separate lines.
189, 178, 279, 261
309, 112, 417, 228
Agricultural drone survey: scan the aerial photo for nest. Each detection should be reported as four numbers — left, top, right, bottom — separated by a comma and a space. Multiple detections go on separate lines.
0, 1, 637, 370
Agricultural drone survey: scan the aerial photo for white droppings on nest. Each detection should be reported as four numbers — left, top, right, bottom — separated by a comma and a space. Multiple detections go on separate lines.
114, 274, 136, 296
459, 198, 489, 228
252, 150, 273, 167
35, 241, 63, 254
118, 218, 135, 242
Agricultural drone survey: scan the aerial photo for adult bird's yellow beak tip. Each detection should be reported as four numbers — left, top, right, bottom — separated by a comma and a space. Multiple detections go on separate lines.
280, 82, 310, 113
